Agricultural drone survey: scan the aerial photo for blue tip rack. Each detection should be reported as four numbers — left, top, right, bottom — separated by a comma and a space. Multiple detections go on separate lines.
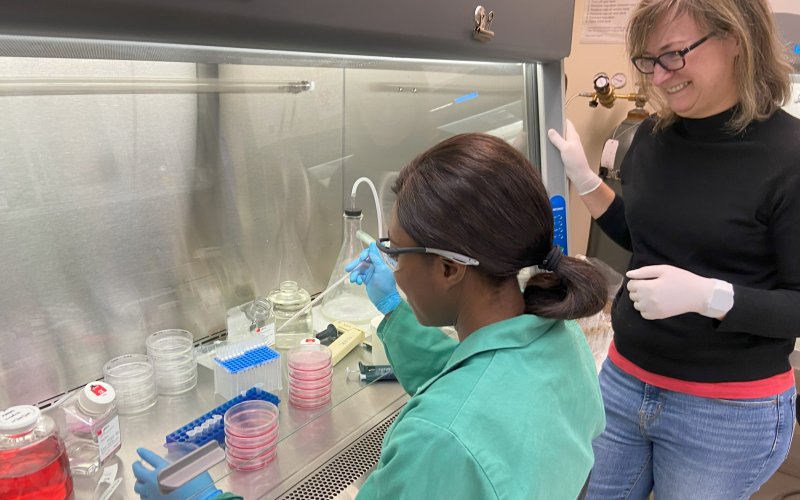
165, 387, 280, 448
213, 337, 282, 398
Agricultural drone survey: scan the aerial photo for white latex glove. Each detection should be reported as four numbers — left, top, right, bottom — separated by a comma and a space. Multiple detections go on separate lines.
547, 119, 602, 195
627, 265, 733, 320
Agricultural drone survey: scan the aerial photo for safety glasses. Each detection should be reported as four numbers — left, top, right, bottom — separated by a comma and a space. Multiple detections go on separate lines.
376, 237, 479, 271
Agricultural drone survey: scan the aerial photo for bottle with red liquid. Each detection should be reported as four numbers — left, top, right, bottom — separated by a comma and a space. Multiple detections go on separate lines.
0, 405, 74, 499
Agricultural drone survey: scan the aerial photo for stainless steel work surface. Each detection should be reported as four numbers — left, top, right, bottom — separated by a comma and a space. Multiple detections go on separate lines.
68, 344, 408, 499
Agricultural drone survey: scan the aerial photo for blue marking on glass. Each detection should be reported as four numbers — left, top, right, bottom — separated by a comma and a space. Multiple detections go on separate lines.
795, 43, 800, 55
454, 92, 479, 104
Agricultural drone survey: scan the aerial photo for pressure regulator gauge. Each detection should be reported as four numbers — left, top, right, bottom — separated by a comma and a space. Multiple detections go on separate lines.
611, 72, 627, 89
593, 72, 610, 90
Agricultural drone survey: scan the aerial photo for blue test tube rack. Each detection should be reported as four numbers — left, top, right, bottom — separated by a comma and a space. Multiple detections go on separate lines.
165, 387, 280, 448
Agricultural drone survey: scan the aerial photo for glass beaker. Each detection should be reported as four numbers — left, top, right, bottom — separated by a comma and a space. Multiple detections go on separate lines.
268, 281, 313, 349
320, 209, 378, 329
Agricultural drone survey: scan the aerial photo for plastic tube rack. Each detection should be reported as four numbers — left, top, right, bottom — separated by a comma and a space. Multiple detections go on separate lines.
164, 387, 280, 448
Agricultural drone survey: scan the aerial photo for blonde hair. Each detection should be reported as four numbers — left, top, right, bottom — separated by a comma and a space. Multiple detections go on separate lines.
627, 0, 792, 133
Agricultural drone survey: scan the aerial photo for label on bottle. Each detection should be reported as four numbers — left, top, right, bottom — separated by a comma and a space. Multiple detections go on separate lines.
255, 323, 276, 346
97, 416, 121, 462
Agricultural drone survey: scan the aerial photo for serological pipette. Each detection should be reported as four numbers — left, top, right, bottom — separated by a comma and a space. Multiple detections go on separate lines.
276, 230, 376, 333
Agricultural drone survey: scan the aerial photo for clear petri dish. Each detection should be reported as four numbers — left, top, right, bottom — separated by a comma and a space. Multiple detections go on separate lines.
103, 354, 158, 414
286, 343, 332, 372
155, 370, 198, 396
287, 365, 332, 382
289, 389, 332, 409
113, 385, 157, 415
224, 400, 279, 438
225, 446, 276, 471
103, 354, 155, 384
154, 363, 197, 378
289, 382, 332, 398
288, 376, 332, 392
146, 329, 194, 357
147, 330, 198, 396
225, 431, 278, 453
224, 425, 278, 446
226, 443, 277, 461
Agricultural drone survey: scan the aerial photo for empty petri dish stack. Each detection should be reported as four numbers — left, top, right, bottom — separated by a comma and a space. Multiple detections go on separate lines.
103, 354, 157, 415
146, 329, 198, 396
224, 400, 279, 471
286, 339, 332, 409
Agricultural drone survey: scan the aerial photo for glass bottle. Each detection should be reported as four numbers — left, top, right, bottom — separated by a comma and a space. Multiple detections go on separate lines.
320, 209, 378, 329
226, 296, 276, 345
0, 405, 74, 499
268, 281, 313, 349
246, 297, 276, 342
59, 382, 121, 477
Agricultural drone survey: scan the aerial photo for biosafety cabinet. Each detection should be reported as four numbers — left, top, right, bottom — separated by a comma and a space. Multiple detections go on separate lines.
0, 2, 573, 497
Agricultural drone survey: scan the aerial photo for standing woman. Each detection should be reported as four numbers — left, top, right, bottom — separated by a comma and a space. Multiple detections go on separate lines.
347, 133, 608, 499
548, 0, 799, 498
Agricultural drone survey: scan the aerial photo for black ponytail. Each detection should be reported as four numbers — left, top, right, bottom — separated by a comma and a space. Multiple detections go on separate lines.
524, 256, 607, 320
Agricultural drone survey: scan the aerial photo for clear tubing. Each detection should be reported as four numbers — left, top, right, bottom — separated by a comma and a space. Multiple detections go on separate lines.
350, 177, 384, 239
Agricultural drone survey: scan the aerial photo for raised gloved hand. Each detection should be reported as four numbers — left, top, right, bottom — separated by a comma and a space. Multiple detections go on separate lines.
627, 265, 734, 320
547, 119, 602, 195
345, 242, 401, 315
133, 448, 222, 500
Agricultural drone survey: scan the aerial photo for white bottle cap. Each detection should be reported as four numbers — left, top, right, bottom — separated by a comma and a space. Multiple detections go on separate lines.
0, 405, 41, 434
78, 382, 116, 415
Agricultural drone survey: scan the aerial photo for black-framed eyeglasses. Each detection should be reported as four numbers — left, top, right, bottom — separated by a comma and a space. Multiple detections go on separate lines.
631, 33, 714, 74
376, 237, 480, 271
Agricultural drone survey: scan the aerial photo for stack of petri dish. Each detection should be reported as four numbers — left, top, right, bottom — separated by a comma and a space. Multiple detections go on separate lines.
146, 329, 198, 395
224, 400, 279, 471
103, 354, 157, 415
286, 340, 332, 409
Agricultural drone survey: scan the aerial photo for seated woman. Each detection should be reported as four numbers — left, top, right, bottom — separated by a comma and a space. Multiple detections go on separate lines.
132, 133, 607, 500
347, 133, 606, 499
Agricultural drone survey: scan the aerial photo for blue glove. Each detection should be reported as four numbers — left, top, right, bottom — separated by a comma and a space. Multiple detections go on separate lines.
133, 447, 222, 500
345, 243, 401, 314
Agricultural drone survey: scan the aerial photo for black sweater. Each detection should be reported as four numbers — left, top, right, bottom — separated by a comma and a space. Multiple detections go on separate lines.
596, 107, 800, 382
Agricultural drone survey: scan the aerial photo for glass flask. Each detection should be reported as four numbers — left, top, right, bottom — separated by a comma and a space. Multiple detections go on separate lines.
268, 281, 313, 349
320, 209, 378, 329
58, 382, 121, 476
0, 405, 74, 499
226, 296, 276, 345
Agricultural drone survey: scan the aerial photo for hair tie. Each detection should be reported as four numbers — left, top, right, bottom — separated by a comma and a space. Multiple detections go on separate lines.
540, 246, 563, 273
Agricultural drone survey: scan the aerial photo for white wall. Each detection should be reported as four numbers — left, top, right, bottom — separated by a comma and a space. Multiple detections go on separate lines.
564, 0, 648, 255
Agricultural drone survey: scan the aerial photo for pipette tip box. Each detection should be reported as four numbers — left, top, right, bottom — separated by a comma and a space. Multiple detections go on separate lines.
212, 337, 282, 398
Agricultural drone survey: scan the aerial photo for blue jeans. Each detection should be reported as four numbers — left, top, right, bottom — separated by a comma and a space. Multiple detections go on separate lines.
587, 359, 797, 500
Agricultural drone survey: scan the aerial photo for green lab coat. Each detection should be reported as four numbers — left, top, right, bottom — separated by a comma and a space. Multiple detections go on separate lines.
356, 301, 605, 500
